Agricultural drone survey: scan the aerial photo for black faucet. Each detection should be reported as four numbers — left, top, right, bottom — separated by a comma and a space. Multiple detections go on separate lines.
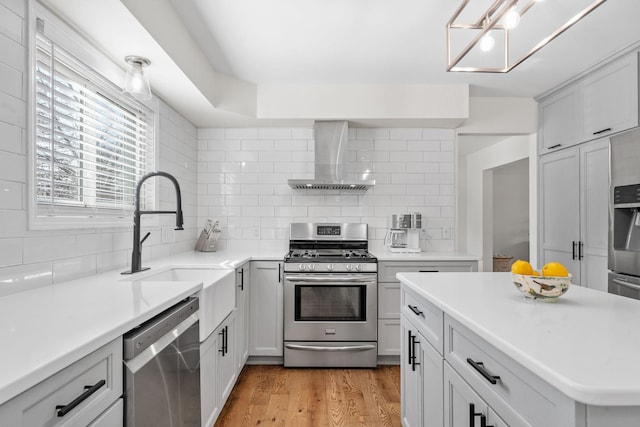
122, 171, 184, 275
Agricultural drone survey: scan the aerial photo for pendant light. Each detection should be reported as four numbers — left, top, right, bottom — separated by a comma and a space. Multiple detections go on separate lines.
123, 56, 152, 101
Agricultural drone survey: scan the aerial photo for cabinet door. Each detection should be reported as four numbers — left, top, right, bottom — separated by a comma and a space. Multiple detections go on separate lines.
378, 319, 400, 356
200, 331, 219, 427
217, 314, 237, 409
579, 139, 610, 291
583, 52, 639, 140
401, 320, 423, 427
401, 318, 443, 427
539, 84, 583, 153
235, 264, 250, 371
444, 363, 489, 427
249, 261, 283, 356
539, 147, 581, 282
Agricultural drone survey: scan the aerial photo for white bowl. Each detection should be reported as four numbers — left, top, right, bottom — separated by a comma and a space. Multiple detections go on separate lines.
512, 273, 571, 301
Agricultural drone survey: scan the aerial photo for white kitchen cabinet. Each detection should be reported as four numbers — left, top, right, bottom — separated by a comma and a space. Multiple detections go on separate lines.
538, 50, 639, 154
378, 260, 477, 358
539, 138, 609, 289
235, 262, 250, 371
444, 363, 510, 427
583, 52, 638, 140
0, 337, 123, 427
249, 261, 283, 357
87, 399, 122, 427
539, 83, 584, 153
401, 314, 443, 427
201, 310, 237, 427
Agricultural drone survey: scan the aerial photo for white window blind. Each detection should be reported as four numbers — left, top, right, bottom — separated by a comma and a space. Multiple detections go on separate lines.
34, 28, 154, 222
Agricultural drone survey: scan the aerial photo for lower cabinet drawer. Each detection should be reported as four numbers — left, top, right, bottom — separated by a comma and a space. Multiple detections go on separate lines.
401, 286, 443, 355
444, 316, 576, 426
0, 337, 123, 427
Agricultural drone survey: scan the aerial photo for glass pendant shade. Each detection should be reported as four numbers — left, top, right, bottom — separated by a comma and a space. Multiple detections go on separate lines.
123, 56, 151, 101
503, 7, 521, 29
480, 33, 495, 52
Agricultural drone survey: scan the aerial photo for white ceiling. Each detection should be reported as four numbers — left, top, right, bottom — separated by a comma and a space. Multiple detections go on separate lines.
43, 0, 640, 126
173, 0, 640, 97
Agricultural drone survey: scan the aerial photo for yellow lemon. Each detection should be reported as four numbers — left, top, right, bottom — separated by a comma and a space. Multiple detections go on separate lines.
511, 259, 533, 275
541, 262, 569, 277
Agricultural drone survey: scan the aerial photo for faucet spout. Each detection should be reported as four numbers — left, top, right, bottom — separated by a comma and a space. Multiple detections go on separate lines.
122, 171, 185, 275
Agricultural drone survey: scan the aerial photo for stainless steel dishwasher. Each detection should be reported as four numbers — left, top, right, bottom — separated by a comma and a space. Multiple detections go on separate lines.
123, 297, 201, 427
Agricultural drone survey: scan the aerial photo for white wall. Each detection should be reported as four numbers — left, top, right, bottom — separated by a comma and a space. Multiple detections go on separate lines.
0, 0, 198, 296
458, 135, 535, 270
197, 127, 457, 253
492, 159, 530, 267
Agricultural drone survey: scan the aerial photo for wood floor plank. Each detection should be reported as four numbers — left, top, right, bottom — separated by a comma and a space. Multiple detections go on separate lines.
213, 365, 400, 427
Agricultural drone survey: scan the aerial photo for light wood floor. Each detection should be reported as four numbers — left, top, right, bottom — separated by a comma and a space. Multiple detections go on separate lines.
214, 365, 401, 427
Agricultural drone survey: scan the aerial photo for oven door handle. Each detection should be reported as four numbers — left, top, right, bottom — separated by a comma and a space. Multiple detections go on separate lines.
285, 275, 375, 283
285, 343, 376, 352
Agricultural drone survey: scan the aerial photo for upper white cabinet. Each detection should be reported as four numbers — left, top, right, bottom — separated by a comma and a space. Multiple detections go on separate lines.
583, 53, 639, 139
539, 84, 584, 152
539, 51, 639, 154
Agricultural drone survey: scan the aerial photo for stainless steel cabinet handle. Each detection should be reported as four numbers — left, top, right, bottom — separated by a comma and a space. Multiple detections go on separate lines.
56, 379, 106, 417
613, 278, 640, 291
285, 344, 375, 351
285, 275, 375, 283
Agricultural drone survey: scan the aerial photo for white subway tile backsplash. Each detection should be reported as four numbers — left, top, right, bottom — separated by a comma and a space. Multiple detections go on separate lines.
23, 235, 77, 264
0, 237, 21, 267
0, 150, 25, 182
0, 179, 22, 209
0, 3, 22, 44
198, 128, 226, 139
53, 255, 97, 283
274, 139, 308, 151
226, 128, 259, 140
196, 127, 456, 250
259, 127, 292, 140
243, 139, 273, 151
0, 120, 22, 154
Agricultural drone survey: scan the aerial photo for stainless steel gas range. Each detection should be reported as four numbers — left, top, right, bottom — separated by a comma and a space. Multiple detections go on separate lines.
283, 223, 378, 368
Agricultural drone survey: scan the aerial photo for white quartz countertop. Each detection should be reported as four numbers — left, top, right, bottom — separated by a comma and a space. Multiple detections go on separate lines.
370, 248, 479, 262
397, 272, 640, 406
0, 249, 284, 406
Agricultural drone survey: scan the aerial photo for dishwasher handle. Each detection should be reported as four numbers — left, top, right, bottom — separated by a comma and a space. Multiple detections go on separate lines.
123, 297, 199, 360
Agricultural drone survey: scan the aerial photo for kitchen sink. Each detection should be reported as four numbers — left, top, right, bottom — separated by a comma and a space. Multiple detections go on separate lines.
128, 267, 236, 341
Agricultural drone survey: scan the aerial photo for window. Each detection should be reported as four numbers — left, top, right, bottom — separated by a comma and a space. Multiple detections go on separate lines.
31, 13, 155, 228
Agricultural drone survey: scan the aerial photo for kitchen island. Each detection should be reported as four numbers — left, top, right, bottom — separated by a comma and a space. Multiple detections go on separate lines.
397, 271, 640, 427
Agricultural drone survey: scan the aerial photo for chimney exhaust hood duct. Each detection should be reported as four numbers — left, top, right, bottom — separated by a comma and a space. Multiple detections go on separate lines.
288, 121, 375, 190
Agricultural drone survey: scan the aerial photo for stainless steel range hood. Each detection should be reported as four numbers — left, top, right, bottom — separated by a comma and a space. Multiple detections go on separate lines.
288, 121, 375, 190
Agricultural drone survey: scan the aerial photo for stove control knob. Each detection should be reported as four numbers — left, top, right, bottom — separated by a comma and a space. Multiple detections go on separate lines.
327, 264, 335, 272
355, 264, 362, 271
307, 264, 316, 271
346, 264, 353, 271
298, 264, 306, 271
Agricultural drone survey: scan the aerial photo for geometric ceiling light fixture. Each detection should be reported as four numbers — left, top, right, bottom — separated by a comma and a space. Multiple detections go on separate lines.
123, 56, 152, 100
446, 0, 608, 73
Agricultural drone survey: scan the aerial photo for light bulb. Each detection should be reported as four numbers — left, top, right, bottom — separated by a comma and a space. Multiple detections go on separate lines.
503, 7, 521, 29
480, 33, 495, 52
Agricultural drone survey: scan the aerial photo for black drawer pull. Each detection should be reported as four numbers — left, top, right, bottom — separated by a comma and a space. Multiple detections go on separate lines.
548, 144, 562, 149
481, 414, 494, 427
408, 305, 423, 316
419, 270, 439, 273
467, 358, 500, 384
469, 403, 482, 426
56, 379, 106, 417
593, 127, 612, 135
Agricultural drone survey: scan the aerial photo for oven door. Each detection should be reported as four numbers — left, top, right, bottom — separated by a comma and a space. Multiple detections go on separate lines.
283, 273, 377, 342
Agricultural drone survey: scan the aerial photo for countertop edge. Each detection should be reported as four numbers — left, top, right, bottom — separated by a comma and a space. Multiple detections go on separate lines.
397, 272, 640, 407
